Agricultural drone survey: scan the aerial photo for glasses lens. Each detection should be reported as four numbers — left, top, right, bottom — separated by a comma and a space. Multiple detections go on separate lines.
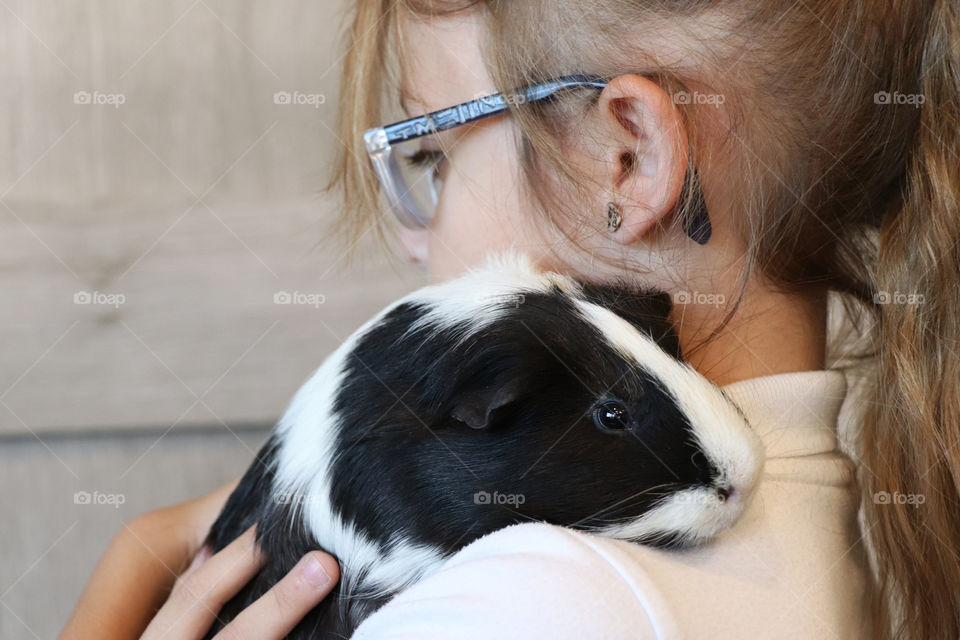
390, 138, 445, 227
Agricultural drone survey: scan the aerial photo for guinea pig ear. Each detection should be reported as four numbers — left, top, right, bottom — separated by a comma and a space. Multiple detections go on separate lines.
449, 379, 522, 430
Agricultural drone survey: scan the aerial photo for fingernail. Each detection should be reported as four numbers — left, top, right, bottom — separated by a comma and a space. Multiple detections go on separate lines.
300, 554, 332, 589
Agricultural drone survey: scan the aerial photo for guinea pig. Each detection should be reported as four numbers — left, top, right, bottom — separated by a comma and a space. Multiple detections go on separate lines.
203, 252, 763, 639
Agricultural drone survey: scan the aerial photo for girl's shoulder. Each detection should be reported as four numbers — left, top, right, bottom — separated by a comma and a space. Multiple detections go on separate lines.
352, 521, 664, 640
353, 467, 871, 639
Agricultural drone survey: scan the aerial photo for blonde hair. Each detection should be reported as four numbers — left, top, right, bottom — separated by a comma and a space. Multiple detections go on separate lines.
328, 1, 960, 637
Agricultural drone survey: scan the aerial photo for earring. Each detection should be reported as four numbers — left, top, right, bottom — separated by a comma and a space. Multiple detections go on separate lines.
606, 202, 623, 232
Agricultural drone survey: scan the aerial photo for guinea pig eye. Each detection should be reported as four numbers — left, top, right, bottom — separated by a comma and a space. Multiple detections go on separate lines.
593, 400, 631, 433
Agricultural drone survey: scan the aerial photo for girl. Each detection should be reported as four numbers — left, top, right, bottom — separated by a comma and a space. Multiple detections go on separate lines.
63, 1, 959, 638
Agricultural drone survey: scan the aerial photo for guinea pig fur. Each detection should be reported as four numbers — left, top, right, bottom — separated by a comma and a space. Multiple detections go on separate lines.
204, 252, 763, 639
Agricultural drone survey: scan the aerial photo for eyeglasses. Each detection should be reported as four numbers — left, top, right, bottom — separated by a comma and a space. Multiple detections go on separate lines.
363, 73, 711, 245
363, 74, 608, 229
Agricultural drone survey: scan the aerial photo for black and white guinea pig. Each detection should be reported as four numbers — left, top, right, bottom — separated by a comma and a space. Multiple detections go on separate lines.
204, 252, 763, 639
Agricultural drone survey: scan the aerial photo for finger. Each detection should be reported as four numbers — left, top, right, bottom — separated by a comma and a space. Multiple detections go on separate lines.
141, 525, 263, 640
213, 551, 340, 640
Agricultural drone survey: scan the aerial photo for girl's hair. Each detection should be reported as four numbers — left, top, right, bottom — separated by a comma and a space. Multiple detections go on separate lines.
329, 1, 960, 637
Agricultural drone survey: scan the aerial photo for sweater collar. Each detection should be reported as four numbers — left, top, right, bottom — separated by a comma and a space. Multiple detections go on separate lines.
720, 370, 847, 459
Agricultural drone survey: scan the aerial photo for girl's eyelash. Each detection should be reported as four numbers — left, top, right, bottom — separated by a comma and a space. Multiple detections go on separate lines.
406, 149, 445, 169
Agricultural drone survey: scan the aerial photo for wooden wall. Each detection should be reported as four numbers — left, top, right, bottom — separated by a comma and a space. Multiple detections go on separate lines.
0, 2, 424, 637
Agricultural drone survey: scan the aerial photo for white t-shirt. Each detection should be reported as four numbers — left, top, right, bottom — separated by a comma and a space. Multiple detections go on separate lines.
352, 370, 871, 639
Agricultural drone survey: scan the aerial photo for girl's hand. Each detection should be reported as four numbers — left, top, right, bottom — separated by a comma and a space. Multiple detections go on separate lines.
141, 526, 339, 639
60, 480, 340, 639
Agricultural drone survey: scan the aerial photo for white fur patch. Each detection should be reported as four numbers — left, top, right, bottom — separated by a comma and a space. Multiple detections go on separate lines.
402, 250, 578, 343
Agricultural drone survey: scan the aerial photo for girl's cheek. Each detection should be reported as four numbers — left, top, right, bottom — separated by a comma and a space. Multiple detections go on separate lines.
427, 180, 526, 280
427, 205, 504, 281
425, 122, 532, 281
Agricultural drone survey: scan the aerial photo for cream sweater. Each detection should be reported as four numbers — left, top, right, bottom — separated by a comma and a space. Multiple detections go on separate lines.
353, 370, 871, 639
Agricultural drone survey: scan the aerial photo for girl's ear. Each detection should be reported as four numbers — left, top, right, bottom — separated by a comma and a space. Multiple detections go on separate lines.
596, 74, 689, 245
